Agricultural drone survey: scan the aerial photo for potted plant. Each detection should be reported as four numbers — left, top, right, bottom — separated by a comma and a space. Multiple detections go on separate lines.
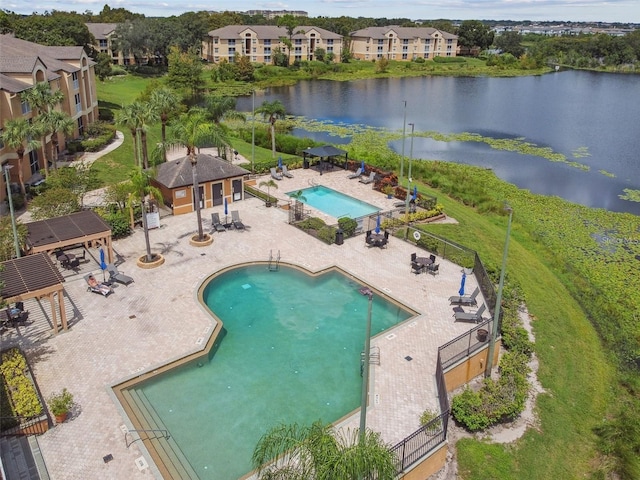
48, 388, 74, 424
259, 179, 278, 207
381, 185, 395, 199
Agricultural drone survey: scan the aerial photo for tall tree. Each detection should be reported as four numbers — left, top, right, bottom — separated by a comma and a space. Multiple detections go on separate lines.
14, 12, 94, 49
149, 87, 181, 161
21, 82, 65, 176
116, 101, 158, 169
255, 100, 286, 158
204, 95, 245, 124
128, 168, 163, 263
457, 20, 495, 50
163, 108, 229, 241
495, 32, 526, 58
0, 118, 41, 195
252, 421, 396, 480
38, 110, 75, 171
115, 103, 142, 167
167, 46, 204, 98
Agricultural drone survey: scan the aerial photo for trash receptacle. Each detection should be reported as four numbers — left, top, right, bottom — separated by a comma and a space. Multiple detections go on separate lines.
335, 229, 344, 245
303, 158, 310, 169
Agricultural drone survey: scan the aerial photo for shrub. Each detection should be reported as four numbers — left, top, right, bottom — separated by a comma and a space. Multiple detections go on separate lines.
98, 209, 131, 239
10, 194, 25, 210
47, 388, 74, 416
338, 217, 358, 237
0, 348, 43, 418
298, 217, 326, 231
99, 107, 114, 122
317, 225, 336, 244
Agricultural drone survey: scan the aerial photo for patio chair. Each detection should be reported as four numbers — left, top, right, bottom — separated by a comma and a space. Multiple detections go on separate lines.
84, 273, 113, 297
429, 254, 437, 264
348, 167, 362, 179
427, 263, 440, 276
411, 262, 424, 275
211, 213, 226, 233
411, 252, 417, 263
454, 304, 486, 323
107, 263, 134, 286
359, 172, 376, 185
282, 165, 294, 178
231, 210, 245, 230
449, 286, 480, 306
270, 167, 283, 180
6, 302, 28, 326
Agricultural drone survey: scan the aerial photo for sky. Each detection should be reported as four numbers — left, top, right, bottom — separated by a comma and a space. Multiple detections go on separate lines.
3, 0, 639, 24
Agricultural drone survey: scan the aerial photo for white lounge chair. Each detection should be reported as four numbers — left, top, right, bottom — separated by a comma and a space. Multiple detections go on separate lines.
282, 165, 294, 178
348, 167, 362, 179
359, 171, 375, 184
270, 167, 283, 180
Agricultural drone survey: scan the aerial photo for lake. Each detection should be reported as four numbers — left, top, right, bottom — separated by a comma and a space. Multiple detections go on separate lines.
237, 71, 640, 215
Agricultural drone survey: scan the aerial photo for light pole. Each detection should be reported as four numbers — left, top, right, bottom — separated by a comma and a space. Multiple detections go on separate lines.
485, 205, 513, 378
190, 154, 204, 241
404, 123, 415, 223
400, 100, 407, 180
359, 292, 373, 445
4, 166, 20, 258
251, 89, 256, 174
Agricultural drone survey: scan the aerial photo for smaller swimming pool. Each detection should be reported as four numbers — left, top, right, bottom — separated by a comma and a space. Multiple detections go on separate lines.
287, 185, 380, 219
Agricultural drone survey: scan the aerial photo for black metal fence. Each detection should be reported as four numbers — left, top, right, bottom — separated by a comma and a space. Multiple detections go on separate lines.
0, 414, 49, 436
391, 411, 448, 473
439, 319, 494, 370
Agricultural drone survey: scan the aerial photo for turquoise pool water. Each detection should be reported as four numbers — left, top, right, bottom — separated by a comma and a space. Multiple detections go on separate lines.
287, 185, 380, 219
133, 265, 413, 480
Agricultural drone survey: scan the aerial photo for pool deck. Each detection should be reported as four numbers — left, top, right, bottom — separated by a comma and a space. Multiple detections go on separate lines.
2, 167, 484, 480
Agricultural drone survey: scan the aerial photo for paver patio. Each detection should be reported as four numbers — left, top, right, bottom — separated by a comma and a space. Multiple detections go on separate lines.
2, 167, 483, 479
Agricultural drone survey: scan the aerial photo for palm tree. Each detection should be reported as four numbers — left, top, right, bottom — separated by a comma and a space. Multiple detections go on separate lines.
252, 421, 396, 480
204, 95, 246, 125
164, 108, 229, 241
116, 101, 158, 169
20, 82, 65, 176
0, 118, 41, 195
128, 168, 163, 263
149, 87, 181, 161
115, 103, 141, 167
290, 189, 307, 220
256, 100, 286, 158
258, 179, 278, 207
39, 110, 74, 171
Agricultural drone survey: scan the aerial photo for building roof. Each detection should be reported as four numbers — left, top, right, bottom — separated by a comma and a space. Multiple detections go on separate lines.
26, 210, 112, 250
154, 154, 251, 189
86, 23, 118, 39
0, 252, 65, 300
350, 26, 458, 40
207, 25, 341, 40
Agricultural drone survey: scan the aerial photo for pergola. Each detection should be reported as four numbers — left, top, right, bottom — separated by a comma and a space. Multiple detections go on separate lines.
0, 253, 68, 333
302, 145, 349, 171
25, 210, 113, 263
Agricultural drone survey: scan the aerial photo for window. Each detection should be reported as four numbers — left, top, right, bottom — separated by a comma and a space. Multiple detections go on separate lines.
0, 129, 4, 150
214, 48, 219, 53
29, 149, 39, 174
294, 47, 302, 54
228, 39, 236, 46
214, 38, 218, 44
264, 39, 271, 46
72, 72, 79, 90
99, 39, 108, 48
377, 46, 383, 53
21, 100, 31, 115
264, 47, 271, 54
295, 55, 302, 62
402, 53, 408, 59
228, 48, 236, 57
252, 56, 257, 62
77, 117, 84, 136
327, 47, 333, 53
378, 39, 384, 45
74, 93, 82, 113
447, 39, 453, 45
264, 55, 271, 63
327, 39, 333, 45
402, 39, 408, 45
175, 189, 186, 199
295, 39, 302, 45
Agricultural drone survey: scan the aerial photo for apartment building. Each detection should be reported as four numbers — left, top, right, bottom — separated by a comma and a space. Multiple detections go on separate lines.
85, 23, 137, 65
0, 35, 99, 201
202, 25, 343, 64
349, 26, 458, 61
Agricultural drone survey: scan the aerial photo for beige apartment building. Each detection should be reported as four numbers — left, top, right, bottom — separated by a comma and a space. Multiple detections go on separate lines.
202, 25, 344, 64
0, 35, 99, 202
85, 23, 137, 65
349, 26, 458, 61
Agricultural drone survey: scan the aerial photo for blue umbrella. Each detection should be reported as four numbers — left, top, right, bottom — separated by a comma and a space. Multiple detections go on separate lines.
361, 160, 365, 172
375, 214, 381, 234
278, 156, 283, 169
413, 185, 418, 201
459, 273, 466, 296
99, 247, 107, 281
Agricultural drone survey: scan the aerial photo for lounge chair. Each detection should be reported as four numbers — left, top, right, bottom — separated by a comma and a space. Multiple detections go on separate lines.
270, 167, 283, 180
348, 167, 362, 179
282, 165, 294, 178
454, 304, 486, 323
359, 172, 376, 184
211, 213, 226, 233
84, 273, 113, 297
107, 263, 134, 286
449, 286, 480, 306
231, 210, 245, 230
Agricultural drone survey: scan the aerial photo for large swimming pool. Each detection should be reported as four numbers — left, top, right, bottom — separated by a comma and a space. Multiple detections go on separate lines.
121, 264, 414, 479
286, 185, 380, 219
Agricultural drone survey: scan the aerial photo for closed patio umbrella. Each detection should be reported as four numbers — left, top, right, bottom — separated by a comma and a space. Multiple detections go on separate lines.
375, 214, 381, 234
278, 156, 283, 169
99, 247, 107, 281
224, 197, 228, 224
459, 272, 466, 296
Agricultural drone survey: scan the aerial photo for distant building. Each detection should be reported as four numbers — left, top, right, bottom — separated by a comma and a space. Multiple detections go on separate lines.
0, 34, 98, 200
245, 10, 308, 20
349, 26, 458, 61
202, 25, 343, 64
85, 23, 141, 65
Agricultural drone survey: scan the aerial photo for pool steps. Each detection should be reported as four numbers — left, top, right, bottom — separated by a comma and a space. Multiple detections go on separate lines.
121, 388, 199, 479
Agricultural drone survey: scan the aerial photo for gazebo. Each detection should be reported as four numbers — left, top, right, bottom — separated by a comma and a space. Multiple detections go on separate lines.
0, 253, 68, 333
302, 145, 349, 172
25, 210, 113, 263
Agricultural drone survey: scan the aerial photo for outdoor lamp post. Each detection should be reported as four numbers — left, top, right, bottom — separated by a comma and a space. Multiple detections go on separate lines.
359, 292, 373, 444
251, 89, 256, 174
190, 154, 204, 241
404, 123, 415, 223
485, 205, 513, 378
400, 100, 407, 180
3, 165, 21, 258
